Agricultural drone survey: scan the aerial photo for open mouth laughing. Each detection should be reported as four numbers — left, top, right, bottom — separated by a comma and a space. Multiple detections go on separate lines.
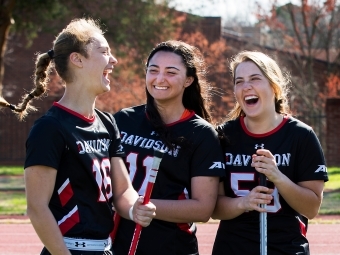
245, 95, 259, 105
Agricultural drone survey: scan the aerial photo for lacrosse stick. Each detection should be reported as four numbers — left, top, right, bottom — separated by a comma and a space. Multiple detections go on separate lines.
128, 149, 165, 255
110, 213, 121, 243
259, 173, 267, 255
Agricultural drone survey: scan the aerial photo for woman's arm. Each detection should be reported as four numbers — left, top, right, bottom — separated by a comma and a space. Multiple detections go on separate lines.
271, 177, 323, 219
252, 149, 324, 219
212, 182, 273, 220
25, 165, 71, 255
111, 157, 156, 226
151, 176, 220, 223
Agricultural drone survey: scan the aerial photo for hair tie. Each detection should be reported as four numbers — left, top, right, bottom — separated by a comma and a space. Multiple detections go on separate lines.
28, 93, 35, 99
8, 104, 16, 110
47, 49, 54, 59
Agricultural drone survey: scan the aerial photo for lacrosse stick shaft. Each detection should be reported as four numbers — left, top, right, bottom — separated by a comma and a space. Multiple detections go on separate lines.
128, 149, 164, 255
110, 213, 121, 242
259, 173, 267, 255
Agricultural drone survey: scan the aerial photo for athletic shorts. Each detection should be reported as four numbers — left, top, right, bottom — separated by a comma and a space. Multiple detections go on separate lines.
40, 247, 115, 255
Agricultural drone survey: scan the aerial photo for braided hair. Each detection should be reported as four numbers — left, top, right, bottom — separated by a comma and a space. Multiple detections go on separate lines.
0, 18, 104, 120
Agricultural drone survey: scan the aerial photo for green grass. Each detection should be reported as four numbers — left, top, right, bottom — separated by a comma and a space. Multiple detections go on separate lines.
0, 166, 339, 215
325, 167, 340, 190
0, 166, 24, 176
0, 175, 25, 190
318, 167, 340, 215
0, 166, 26, 215
319, 191, 340, 215
0, 191, 27, 215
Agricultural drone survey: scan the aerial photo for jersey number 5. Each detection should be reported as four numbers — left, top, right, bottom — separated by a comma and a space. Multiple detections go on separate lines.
231, 173, 281, 213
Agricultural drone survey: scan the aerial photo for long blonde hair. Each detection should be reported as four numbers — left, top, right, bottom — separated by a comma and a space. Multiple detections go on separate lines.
227, 51, 291, 120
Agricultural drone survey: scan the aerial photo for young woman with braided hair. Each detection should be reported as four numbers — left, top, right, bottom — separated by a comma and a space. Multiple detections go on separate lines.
112, 40, 225, 255
1, 18, 156, 255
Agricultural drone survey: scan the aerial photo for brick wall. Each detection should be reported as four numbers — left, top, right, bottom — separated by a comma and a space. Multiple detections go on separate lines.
326, 98, 340, 166
181, 16, 221, 43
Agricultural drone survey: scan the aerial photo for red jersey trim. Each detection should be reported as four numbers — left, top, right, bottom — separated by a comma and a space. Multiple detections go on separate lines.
58, 178, 74, 207
58, 206, 80, 235
240, 115, 289, 138
53, 102, 95, 122
167, 110, 195, 127
298, 217, 307, 237
145, 109, 195, 126
176, 192, 194, 234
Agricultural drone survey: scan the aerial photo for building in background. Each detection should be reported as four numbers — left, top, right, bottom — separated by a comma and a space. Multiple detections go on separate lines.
1, 4, 339, 166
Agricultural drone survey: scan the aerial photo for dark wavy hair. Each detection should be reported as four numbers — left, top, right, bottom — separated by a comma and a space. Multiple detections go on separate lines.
145, 40, 213, 149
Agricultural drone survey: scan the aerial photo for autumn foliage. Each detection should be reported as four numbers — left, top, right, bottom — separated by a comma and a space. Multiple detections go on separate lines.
96, 18, 234, 123
326, 74, 340, 98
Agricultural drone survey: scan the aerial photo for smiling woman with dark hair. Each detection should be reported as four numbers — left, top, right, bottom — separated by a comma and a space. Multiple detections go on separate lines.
112, 40, 225, 255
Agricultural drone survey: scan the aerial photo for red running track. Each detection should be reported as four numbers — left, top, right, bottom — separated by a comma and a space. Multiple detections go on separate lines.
0, 222, 339, 255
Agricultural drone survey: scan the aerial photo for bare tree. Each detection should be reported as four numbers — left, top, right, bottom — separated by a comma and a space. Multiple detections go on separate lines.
1, 0, 18, 95
256, 0, 340, 118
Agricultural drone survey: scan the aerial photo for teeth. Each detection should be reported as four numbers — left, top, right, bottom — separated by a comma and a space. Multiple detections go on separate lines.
103, 69, 112, 74
155, 86, 167, 90
245, 95, 258, 101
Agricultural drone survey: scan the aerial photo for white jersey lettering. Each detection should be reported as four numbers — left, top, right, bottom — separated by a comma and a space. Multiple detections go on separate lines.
315, 165, 327, 173
209, 162, 225, 169
76, 139, 110, 154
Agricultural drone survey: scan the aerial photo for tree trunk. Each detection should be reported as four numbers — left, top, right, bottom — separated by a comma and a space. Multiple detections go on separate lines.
0, 0, 16, 95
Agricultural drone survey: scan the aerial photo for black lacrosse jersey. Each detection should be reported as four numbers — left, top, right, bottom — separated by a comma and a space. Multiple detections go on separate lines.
25, 102, 125, 239
212, 116, 328, 255
112, 105, 225, 255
